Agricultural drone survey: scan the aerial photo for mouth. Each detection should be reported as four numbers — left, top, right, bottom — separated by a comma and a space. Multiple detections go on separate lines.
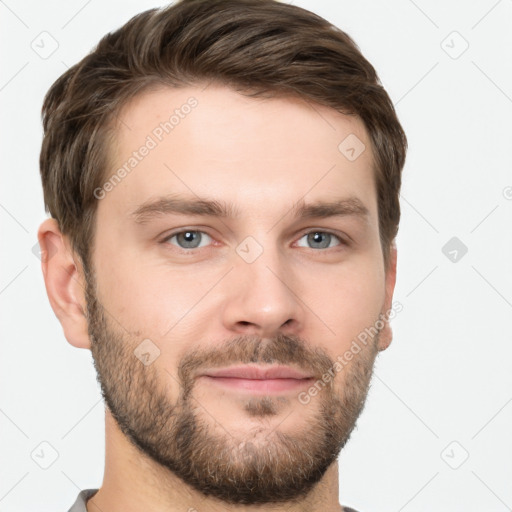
200, 365, 315, 394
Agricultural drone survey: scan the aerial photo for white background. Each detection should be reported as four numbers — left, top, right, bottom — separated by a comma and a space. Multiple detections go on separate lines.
1, 1, 511, 511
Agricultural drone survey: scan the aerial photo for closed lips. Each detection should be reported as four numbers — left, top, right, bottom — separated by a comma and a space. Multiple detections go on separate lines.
202, 365, 313, 380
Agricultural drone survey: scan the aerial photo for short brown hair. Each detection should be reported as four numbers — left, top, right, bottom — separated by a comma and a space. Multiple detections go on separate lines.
40, 0, 407, 273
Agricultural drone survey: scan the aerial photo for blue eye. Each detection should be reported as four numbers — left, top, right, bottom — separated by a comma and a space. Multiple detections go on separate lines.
161, 229, 346, 253
296, 231, 344, 250
164, 230, 213, 249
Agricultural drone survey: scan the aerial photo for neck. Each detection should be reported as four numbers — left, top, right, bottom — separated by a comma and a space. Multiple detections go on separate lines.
86, 408, 344, 512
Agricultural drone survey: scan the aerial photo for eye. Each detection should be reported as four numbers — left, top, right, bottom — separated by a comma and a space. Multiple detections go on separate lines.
160, 228, 347, 253
163, 230, 213, 250
295, 230, 345, 250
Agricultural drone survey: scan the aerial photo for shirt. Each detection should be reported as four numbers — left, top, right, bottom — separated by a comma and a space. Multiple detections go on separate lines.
67, 489, 98, 512
67, 488, 361, 512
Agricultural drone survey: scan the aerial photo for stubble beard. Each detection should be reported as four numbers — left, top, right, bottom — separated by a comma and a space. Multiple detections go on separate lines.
85, 274, 379, 505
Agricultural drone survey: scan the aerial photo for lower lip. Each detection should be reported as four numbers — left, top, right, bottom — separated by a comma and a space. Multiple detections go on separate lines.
201, 376, 314, 394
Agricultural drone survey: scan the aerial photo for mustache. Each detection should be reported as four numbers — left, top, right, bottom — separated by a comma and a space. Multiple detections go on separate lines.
177, 332, 334, 384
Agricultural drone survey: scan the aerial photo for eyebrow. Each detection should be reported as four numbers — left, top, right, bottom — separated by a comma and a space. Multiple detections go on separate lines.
129, 194, 370, 225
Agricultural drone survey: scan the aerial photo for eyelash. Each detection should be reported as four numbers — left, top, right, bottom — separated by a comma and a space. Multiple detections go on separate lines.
159, 228, 349, 254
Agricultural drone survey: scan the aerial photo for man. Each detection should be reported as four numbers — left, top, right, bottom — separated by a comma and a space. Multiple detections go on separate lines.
37, 0, 407, 510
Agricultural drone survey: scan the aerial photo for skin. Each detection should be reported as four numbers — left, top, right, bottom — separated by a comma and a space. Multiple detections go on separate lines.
38, 84, 397, 512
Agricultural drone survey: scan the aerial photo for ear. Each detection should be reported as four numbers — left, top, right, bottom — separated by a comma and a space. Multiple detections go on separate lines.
377, 241, 397, 352
37, 218, 91, 349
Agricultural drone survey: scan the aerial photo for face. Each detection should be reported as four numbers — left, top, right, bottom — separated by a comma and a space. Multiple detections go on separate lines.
85, 84, 395, 505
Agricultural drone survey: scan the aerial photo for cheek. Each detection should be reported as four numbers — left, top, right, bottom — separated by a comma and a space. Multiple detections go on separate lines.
308, 258, 385, 350
94, 249, 217, 367
92, 245, 168, 333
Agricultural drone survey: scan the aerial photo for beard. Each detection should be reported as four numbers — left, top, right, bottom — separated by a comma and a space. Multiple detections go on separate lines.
85, 273, 379, 506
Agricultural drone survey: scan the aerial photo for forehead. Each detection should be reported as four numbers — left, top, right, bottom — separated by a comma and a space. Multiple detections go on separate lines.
100, 83, 377, 223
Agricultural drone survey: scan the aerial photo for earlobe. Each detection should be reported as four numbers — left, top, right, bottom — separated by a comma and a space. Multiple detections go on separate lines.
377, 242, 397, 352
37, 218, 91, 349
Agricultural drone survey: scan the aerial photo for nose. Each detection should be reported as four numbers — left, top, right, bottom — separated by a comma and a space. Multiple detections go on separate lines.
221, 243, 305, 339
